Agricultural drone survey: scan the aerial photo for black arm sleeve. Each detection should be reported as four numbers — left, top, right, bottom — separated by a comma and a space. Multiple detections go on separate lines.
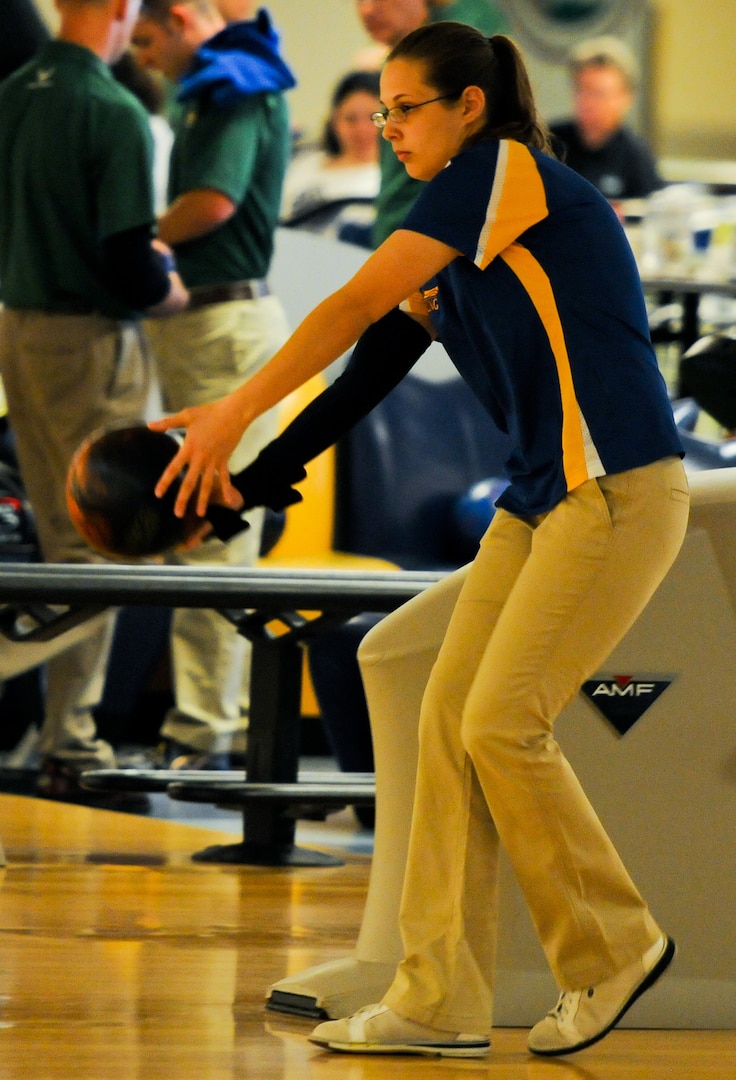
102, 225, 171, 311
206, 308, 432, 542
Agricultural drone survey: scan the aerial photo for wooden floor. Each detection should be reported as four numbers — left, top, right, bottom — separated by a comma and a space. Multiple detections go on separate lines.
0, 793, 734, 1079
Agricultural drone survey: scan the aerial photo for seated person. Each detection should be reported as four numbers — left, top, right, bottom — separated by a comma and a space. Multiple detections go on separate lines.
550, 36, 664, 206
280, 70, 381, 240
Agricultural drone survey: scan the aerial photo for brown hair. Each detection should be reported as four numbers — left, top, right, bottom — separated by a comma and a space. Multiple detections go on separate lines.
568, 36, 639, 91
387, 22, 553, 155
322, 70, 381, 156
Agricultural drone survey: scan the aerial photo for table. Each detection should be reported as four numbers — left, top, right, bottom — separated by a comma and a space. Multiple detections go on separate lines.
640, 274, 736, 353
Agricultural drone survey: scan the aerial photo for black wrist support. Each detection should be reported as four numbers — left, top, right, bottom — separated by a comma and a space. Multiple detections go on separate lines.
207, 308, 432, 542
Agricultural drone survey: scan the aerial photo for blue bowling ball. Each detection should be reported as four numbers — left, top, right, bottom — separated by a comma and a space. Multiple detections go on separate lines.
451, 476, 509, 563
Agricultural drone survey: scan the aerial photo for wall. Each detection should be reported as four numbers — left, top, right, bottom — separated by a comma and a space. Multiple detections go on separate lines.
266, 0, 373, 143
651, 0, 736, 158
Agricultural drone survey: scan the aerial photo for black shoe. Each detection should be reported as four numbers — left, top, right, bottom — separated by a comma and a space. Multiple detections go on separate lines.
36, 758, 151, 814
155, 738, 245, 771
353, 805, 376, 830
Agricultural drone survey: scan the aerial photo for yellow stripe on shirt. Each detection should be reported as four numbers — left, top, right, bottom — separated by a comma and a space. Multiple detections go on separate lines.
501, 242, 603, 490
474, 141, 549, 270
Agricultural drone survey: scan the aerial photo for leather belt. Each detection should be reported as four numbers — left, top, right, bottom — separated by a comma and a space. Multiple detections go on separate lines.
187, 280, 270, 310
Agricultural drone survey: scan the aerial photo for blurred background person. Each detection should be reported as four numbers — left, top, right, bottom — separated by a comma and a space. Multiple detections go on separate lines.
112, 49, 174, 212
549, 36, 664, 206
0, 0, 50, 80
429, 0, 508, 35
280, 70, 381, 243
0, 0, 52, 775
216, 0, 256, 19
133, 0, 295, 770
0, 0, 188, 809
354, 0, 509, 245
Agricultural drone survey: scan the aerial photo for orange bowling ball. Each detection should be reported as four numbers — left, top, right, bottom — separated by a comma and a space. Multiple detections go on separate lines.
66, 425, 201, 558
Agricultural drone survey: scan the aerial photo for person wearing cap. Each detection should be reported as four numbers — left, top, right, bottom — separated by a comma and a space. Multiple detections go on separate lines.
550, 35, 664, 204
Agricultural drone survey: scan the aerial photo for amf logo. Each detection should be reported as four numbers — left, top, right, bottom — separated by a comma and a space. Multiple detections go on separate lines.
580, 674, 673, 735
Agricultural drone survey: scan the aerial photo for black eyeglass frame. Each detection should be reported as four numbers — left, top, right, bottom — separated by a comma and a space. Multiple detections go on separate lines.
371, 95, 455, 129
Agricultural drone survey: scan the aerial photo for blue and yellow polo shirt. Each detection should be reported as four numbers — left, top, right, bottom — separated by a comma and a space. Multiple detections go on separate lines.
401, 138, 682, 516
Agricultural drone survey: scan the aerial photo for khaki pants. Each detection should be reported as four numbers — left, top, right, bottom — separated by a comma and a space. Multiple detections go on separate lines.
0, 310, 151, 768
369, 458, 689, 1033
146, 295, 289, 753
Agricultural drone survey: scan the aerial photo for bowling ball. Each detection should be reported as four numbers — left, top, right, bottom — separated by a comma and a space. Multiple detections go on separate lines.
450, 476, 509, 564
66, 425, 201, 558
679, 332, 736, 431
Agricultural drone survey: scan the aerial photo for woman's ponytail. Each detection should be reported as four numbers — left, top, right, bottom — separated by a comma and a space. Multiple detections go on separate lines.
485, 35, 553, 154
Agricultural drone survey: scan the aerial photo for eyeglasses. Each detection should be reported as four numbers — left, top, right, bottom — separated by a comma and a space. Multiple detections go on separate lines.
371, 95, 454, 129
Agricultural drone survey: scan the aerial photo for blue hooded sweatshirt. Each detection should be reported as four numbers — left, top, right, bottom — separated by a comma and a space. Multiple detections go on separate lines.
178, 8, 296, 108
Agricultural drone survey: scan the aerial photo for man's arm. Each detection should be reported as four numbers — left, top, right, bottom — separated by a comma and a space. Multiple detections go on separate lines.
157, 189, 236, 246
102, 226, 189, 316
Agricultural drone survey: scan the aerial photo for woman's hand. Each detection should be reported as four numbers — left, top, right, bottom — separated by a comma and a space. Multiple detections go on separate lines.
149, 231, 459, 517
174, 518, 214, 552
149, 397, 247, 518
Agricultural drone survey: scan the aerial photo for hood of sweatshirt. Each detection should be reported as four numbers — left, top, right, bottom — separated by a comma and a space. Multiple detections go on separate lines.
178, 8, 296, 107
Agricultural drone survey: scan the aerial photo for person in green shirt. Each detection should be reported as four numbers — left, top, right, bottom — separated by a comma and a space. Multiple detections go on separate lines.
0, 0, 188, 809
132, 0, 295, 769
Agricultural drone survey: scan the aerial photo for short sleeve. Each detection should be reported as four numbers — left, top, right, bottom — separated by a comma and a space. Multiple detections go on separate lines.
172, 96, 263, 204
402, 140, 550, 269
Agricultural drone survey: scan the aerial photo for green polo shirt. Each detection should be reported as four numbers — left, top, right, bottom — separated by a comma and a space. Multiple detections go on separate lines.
431, 0, 509, 37
168, 90, 290, 287
0, 41, 156, 319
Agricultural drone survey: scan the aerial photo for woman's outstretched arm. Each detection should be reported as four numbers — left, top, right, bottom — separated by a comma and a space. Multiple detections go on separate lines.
150, 228, 457, 516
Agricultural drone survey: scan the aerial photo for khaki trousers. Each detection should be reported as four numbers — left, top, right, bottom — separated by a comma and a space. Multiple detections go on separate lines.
373, 458, 689, 1033
0, 310, 151, 768
146, 296, 289, 753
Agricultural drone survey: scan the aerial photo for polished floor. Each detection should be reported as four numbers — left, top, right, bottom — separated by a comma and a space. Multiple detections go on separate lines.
0, 791, 734, 1080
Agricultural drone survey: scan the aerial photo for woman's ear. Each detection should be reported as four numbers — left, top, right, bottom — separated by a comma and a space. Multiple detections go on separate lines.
461, 85, 486, 126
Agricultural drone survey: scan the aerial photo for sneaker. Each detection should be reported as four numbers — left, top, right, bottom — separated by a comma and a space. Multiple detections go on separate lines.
309, 1003, 491, 1058
528, 934, 676, 1056
36, 759, 151, 815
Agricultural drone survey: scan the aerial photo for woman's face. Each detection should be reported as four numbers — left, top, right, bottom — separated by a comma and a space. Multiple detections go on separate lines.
331, 89, 381, 161
379, 58, 482, 182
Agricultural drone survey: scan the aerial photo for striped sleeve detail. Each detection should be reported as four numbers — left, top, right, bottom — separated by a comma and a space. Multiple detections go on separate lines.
501, 243, 604, 490
474, 141, 549, 270
401, 291, 430, 317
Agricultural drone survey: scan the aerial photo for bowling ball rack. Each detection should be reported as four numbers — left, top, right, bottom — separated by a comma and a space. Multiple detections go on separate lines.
0, 564, 442, 866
